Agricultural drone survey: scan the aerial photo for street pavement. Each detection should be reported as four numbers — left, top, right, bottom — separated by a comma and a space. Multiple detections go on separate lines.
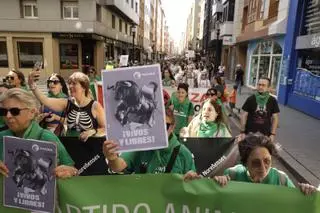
225, 80, 320, 187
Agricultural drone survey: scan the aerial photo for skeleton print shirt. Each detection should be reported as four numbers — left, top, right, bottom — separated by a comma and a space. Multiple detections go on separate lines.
66, 99, 98, 134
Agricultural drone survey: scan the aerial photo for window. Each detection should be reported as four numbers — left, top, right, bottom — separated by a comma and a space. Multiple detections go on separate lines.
0, 41, 8, 67
22, 0, 38, 18
18, 42, 43, 68
112, 15, 115, 29
131, 0, 134, 9
135, 2, 138, 13
60, 43, 78, 69
96, 4, 101, 22
119, 19, 122, 32
63, 2, 79, 20
125, 23, 128, 34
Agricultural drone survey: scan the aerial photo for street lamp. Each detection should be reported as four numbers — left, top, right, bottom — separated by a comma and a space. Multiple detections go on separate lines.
214, 19, 222, 77
130, 25, 137, 62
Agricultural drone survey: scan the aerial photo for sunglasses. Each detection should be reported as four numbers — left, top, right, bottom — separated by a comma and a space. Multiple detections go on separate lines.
0, 107, 29, 116
47, 80, 60, 85
206, 92, 216, 96
6, 76, 14, 80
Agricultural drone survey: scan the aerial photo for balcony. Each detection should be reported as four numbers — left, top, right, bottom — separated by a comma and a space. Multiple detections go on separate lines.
103, 0, 139, 24
212, 3, 223, 15
220, 21, 234, 36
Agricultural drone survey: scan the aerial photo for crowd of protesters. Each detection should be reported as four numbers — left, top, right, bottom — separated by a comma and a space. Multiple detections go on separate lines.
0, 57, 318, 197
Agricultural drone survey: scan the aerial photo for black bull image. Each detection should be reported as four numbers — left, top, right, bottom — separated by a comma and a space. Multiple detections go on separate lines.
107, 80, 158, 127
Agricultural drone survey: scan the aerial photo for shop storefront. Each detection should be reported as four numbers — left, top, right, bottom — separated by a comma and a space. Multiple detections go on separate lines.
247, 37, 284, 94
278, 0, 320, 119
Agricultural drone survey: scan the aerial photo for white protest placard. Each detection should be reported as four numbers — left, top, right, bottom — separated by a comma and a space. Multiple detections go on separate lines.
3, 136, 57, 213
101, 64, 168, 152
119, 55, 129, 67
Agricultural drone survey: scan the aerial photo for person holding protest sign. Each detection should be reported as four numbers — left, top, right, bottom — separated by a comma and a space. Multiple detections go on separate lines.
0, 88, 77, 178
180, 99, 231, 138
29, 71, 105, 142
103, 104, 197, 176
168, 83, 194, 138
38, 73, 69, 133
213, 133, 318, 195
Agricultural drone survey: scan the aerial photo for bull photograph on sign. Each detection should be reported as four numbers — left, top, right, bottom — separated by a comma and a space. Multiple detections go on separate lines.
102, 64, 168, 152
107, 80, 158, 128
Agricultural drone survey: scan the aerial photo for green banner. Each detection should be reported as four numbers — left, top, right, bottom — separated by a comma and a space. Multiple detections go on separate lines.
1, 174, 319, 213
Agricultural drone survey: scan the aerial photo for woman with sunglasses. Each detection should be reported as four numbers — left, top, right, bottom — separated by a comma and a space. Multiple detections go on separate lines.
6, 69, 28, 90
29, 71, 105, 142
0, 88, 77, 178
184, 133, 318, 195
39, 74, 69, 133
180, 99, 231, 138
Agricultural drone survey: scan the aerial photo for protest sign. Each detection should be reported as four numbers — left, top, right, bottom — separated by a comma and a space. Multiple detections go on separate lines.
119, 55, 129, 67
182, 137, 239, 177
102, 64, 168, 152
0, 175, 319, 213
59, 136, 109, 176
3, 136, 56, 213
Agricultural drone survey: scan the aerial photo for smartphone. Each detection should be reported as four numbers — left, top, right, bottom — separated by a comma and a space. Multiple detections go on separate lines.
33, 61, 43, 81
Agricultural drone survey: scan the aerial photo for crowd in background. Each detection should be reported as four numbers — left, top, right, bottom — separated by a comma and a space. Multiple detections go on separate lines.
0, 58, 318, 196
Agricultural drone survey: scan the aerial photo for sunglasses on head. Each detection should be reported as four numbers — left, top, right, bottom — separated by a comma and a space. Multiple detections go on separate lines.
6, 76, 14, 80
47, 80, 60, 85
0, 107, 29, 116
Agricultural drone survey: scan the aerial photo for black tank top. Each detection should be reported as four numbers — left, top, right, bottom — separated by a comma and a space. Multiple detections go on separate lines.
66, 99, 98, 133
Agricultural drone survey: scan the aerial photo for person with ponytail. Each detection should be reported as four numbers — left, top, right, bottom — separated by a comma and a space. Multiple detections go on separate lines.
239, 77, 280, 142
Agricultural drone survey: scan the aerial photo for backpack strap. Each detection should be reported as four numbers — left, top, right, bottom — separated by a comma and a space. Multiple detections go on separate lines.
165, 145, 181, 173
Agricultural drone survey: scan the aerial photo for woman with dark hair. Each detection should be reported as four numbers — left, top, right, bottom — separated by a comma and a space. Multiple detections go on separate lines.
39, 73, 69, 133
162, 68, 175, 87
213, 133, 318, 195
6, 69, 27, 90
180, 99, 231, 138
29, 71, 105, 142
168, 83, 194, 137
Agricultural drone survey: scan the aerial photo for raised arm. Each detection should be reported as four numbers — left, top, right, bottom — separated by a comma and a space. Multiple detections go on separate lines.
28, 71, 68, 112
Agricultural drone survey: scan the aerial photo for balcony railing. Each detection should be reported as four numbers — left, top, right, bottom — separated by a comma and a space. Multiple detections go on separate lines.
293, 68, 320, 102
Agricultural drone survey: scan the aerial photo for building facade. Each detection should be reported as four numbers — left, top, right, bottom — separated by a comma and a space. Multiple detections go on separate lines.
0, 0, 139, 79
236, 0, 289, 95
278, 0, 320, 119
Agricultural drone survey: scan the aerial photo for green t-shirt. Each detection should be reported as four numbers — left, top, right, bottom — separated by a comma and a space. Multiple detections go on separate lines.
0, 117, 5, 128
224, 164, 295, 188
121, 134, 196, 174
162, 78, 172, 87
89, 76, 101, 101
0, 120, 74, 166
169, 93, 194, 135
